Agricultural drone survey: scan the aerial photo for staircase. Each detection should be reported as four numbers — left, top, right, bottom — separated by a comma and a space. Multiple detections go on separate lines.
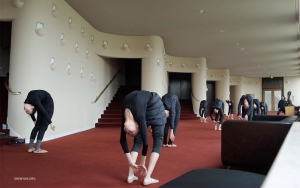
95, 87, 198, 128
179, 99, 199, 120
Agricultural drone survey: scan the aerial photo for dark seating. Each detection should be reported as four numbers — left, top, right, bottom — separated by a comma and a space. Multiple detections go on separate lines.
221, 115, 299, 171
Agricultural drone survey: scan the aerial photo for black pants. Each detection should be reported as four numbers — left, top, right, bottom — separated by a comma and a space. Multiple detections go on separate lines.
277, 108, 285, 115
200, 108, 207, 118
242, 108, 253, 121
131, 124, 164, 154
163, 101, 181, 145
228, 107, 233, 115
30, 102, 54, 141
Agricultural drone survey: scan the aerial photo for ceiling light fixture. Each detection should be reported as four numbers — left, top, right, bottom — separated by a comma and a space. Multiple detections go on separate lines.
220, 30, 225, 32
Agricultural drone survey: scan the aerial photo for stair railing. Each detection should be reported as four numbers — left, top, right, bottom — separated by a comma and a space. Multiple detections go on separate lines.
91, 68, 122, 104
4, 77, 21, 95
191, 89, 200, 102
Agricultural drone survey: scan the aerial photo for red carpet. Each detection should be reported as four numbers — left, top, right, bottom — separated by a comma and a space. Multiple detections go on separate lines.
0, 117, 226, 188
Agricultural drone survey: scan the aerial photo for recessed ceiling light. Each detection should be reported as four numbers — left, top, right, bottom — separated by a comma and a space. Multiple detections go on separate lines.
220, 30, 225, 32
236, 43, 239, 46
245, 52, 249, 54
257, 65, 260, 66
197, 10, 204, 13
253, 60, 256, 62
240, 48, 245, 50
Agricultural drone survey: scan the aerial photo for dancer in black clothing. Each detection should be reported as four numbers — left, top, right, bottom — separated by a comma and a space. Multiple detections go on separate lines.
162, 93, 181, 148
237, 95, 254, 121
225, 99, 234, 120
210, 99, 224, 130
253, 99, 261, 116
24, 90, 55, 154
260, 101, 268, 115
120, 90, 166, 186
199, 100, 208, 123
277, 95, 288, 115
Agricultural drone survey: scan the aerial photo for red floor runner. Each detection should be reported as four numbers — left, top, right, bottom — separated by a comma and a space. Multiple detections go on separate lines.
0, 116, 247, 187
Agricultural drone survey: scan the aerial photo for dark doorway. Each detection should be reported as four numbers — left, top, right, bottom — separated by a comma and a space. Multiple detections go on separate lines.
124, 59, 141, 90
206, 81, 216, 111
168, 73, 191, 99
0, 21, 12, 125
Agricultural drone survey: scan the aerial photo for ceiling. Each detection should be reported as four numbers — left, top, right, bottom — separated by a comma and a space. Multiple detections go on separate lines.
65, 0, 300, 78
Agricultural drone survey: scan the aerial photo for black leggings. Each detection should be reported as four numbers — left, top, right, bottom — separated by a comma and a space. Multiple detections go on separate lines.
277, 108, 285, 115
228, 107, 233, 115
163, 103, 181, 145
30, 103, 54, 141
132, 124, 164, 154
199, 108, 207, 118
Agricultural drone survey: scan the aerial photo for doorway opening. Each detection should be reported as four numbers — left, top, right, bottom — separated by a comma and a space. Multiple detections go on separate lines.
168, 73, 191, 99
124, 58, 141, 90
0, 21, 12, 125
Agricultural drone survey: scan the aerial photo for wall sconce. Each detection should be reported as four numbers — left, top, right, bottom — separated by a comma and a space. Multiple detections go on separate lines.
238, 79, 241, 82
68, 17, 73, 29
157, 58, 160, 66
163, 65, 166, 70
182, 62, 186, 68
12, 0, 24, 8
123, 43, 129, 51
81, 27, 86, 37
211, 73, 214, 77
91, 36, 94, 44
196, 63, 201, 68
222, 73, 226, 77
146, 43, 152, 51
230, 79, 233, 82
67, 63, 72, 75
50, 57, 56, 70
52, 4, 59, 18
169, 61, 173, 66
86, 49, 89, 58
286, 80, 290, 83
80, 68, 84, 78
60, 33, 66, 45
103, 41, 108, 49
75, 42, 79, 53
35, 22, 45, 36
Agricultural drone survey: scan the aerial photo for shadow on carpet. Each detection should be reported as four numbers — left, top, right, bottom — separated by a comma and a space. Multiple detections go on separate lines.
159, 168, 265, 188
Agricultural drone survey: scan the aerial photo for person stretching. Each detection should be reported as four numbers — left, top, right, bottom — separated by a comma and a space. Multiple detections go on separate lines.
199, 100, 208, 123
24, 90, 55, 154
210, 99, 224, 131
120, 90, 166, 186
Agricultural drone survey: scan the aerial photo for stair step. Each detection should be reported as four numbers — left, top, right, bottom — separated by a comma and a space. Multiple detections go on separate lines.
98, 118, 121, 123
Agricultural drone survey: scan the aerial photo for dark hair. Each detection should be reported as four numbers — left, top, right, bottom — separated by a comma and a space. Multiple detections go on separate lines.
281, 95, 285, 100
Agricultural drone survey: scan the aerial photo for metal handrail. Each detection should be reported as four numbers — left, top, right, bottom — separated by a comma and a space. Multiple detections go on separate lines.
91, 68, 122, 104
191, 89, 200, 102
4, 77, 21, 95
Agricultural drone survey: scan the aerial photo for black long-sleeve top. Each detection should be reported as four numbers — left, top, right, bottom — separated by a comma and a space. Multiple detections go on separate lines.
238, 95, 253, 116
24, 90, 53, 124
210, 99, 224, 124
253, 99, 261, 115
226, 100, 234, 110
278, 99, 288, 109
120, 90, 166, 156
260, 102, 268, 115
199, 100, 208, 115
162, 93, 180, 129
